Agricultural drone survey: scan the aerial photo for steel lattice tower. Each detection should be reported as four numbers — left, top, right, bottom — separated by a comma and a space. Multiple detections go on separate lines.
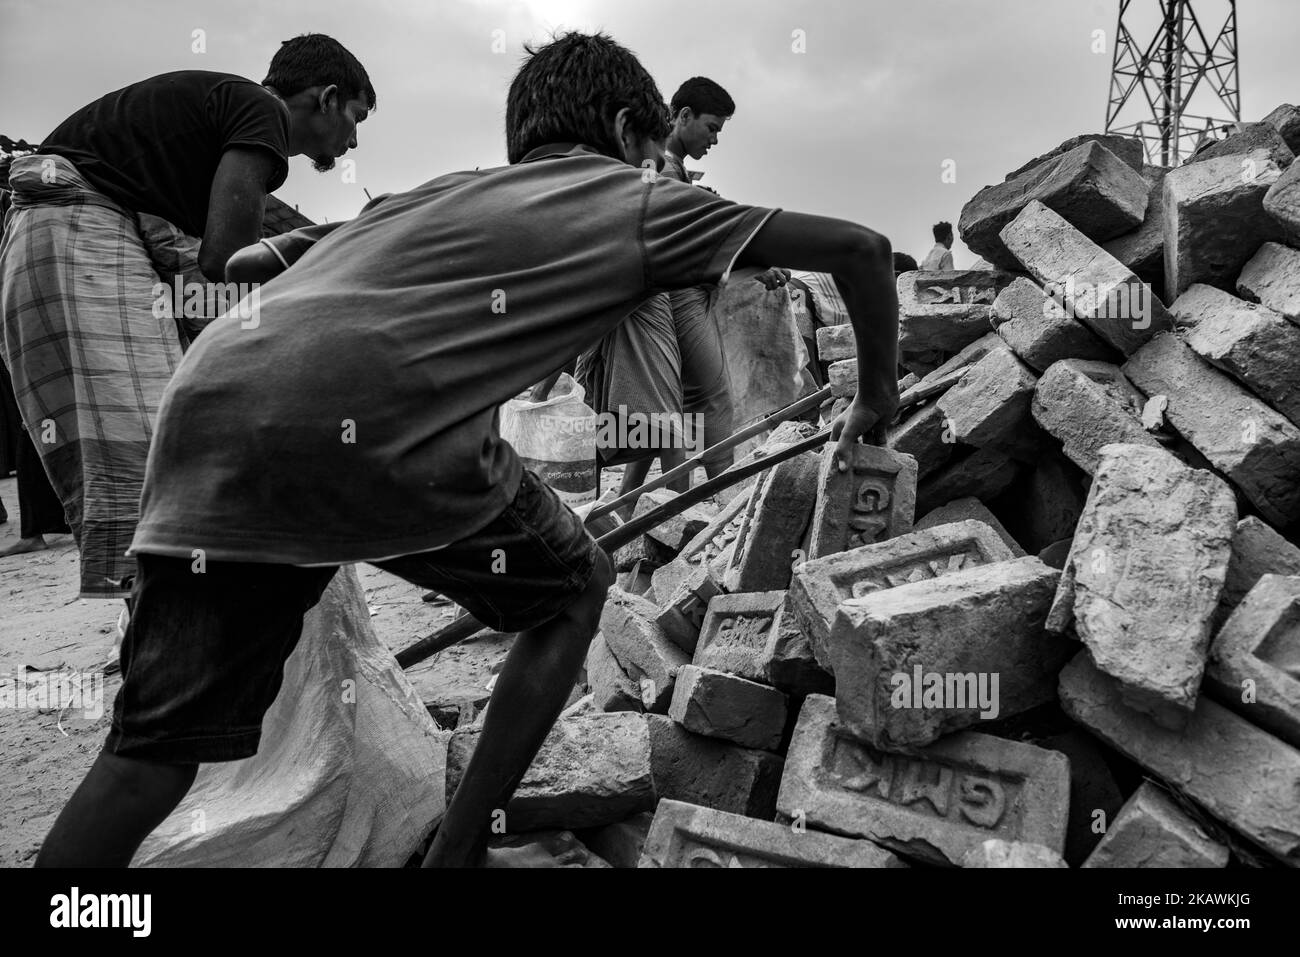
1105, 0, 1241, 166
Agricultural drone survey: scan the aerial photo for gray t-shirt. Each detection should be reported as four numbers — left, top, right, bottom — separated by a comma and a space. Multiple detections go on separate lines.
131, 144, 776, 564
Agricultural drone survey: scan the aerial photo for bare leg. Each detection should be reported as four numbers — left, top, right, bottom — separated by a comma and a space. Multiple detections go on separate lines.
616, 458, 654, 518
658, 448, 690, 493
422, 551, 614, 867
35, 751, 197, 867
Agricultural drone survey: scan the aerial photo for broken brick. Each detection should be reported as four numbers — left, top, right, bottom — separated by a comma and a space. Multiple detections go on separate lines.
668, 665, 788, 751
828, 556, 1069, 748
1047, 443, 1235, 729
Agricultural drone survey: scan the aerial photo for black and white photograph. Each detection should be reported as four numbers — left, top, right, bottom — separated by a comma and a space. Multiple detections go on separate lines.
0, 0, 1293, 934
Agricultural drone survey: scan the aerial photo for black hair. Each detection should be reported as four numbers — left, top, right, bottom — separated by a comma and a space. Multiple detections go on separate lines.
932, 221, 953, 243
506, 31, 669, 164
669, 77, 735, 119
263, 34, 376, 110
893, 252, 919, 274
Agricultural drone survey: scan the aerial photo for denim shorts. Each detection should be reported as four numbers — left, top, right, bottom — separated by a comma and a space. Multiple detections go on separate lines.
106, 470, 600, 763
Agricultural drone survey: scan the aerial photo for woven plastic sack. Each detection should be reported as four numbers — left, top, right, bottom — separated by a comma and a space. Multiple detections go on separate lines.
133, 565, 449, 868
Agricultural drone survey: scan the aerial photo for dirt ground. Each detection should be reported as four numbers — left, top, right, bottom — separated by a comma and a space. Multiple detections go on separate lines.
0, 470, 603, 866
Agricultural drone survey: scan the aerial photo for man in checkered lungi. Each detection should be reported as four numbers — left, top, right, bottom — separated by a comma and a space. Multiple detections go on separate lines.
0, 36, 373, 607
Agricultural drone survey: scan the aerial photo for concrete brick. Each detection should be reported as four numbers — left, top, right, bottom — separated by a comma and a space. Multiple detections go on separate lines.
920, 332, 1008, 385
962, 839, 1067, 868
935, 347, 1039, 449
1205, 574, 1300, 750
612, 488, 676, 571
1037, 538, 1072, 570
1048, 444, 1235, 728
1031, 359, 1162, 474
649, 488, 749, 602
816, 323, 855, 363
1164, 149, 1286, 300
777, 695, 1070, 866
599, 587, 690, 713
1004, 133, 1145, 180
447, 712, 655, 831
1187, 122, 1294, 169
653, 562, 722, 655
645, 499, 716, 561
1237, 241, 1300, 324
915, 496, 1025, 556
762, 600, 835, 698
1082, 781, 1229, 868
808, 444, 918, 558
1103, 166, 1169, 289
1124, 333, 1300, 527
577, 811, 654, 869
888, 402, 955, 481
790, 520, 1016, 668
586, 635, 644, 713
829, 556, 1070, 748
991, 277, 1117, 372
645, 714, 783, 818
828, 357, 858, 398
693, 590, 784, 683
1000, 200, 1174, 355
1059, 650, 1300, 866
668, 665, 788, 751
915, 445, 1021, 516
1215, 516, 1300, 630
960, 141, 1150, 268
1174, 283, 1300, 426
639, 799, 905, 868
723, 451, 819, 592
897, 269, 1017, 352
1263, 103, 1300, 154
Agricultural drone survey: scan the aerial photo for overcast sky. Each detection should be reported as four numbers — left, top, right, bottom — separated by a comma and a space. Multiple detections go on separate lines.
2, 0, 1294, 263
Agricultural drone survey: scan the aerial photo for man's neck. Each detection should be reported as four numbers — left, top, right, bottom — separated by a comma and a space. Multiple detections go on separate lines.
666, 132, 689, 161
263, 84, 306, 158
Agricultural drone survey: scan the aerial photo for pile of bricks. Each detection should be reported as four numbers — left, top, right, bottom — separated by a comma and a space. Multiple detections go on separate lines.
446, 108, 1300, 868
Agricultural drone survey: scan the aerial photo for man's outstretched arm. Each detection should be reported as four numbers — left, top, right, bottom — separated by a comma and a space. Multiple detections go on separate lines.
734, 211, 899, 467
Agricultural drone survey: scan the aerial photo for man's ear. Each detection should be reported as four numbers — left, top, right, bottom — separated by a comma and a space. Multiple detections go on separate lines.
612, 106, 635, 164
317, 84, 340, 115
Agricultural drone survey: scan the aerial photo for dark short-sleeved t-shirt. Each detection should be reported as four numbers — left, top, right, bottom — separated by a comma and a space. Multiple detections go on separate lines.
130, 145, 778, 564
39, 71, 290, 235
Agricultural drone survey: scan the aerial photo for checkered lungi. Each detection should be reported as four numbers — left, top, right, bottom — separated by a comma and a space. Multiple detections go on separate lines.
0, 154, 201, 597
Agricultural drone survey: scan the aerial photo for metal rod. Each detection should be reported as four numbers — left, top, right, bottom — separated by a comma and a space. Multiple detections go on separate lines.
395, 427, 832, 669
585, 385, 833, 523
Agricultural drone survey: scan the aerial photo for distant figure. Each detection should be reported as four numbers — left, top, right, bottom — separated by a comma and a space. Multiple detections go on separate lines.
893, 252, 918, 276
921, 221, 955, 271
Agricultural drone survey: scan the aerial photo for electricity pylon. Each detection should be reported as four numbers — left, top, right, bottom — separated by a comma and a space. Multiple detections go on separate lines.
1105, 0, 1241, 166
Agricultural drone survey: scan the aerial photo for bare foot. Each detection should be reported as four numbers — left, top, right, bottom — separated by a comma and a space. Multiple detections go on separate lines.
0, 536, 48, 557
